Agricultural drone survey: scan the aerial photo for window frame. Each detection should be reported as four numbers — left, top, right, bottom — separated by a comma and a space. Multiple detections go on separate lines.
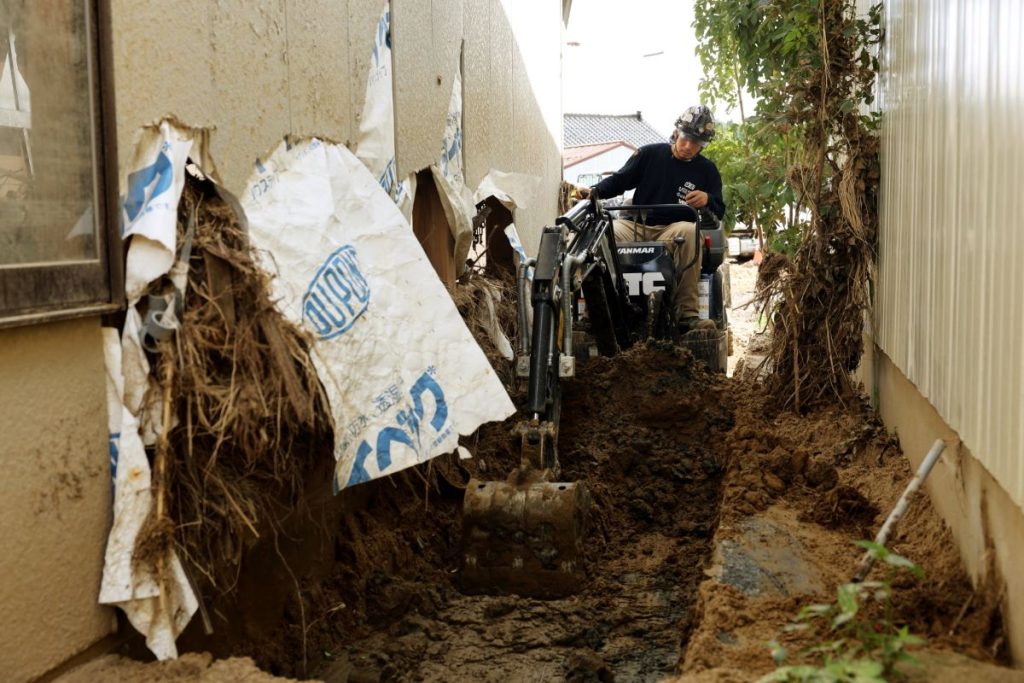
0, 0, 122, 329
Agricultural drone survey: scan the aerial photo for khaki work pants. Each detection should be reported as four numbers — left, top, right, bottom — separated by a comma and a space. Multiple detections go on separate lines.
613, 218, 701, 320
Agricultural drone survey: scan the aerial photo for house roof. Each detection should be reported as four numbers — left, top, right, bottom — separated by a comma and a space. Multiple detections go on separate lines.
563, 141, 635, 168
563, 112, 667, 148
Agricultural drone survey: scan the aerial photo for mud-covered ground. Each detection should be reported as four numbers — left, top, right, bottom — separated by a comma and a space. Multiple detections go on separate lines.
673, 381, 1010, 682
58, 261, 1015, 683
257, 343, 736, 682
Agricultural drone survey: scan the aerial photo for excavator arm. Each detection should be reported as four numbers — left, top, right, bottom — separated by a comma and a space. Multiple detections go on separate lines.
460, 199, 632, 598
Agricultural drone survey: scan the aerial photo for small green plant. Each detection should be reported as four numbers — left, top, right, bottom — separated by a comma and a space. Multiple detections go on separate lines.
758, 542, 926, 682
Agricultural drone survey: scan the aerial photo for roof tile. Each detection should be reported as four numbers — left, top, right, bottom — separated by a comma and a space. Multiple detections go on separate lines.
563, 112, 667, 148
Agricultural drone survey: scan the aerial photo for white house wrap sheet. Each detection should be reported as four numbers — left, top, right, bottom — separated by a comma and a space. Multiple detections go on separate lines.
241, 138, 515, 491
100, 119, 203, 660
355, 3, 412, 219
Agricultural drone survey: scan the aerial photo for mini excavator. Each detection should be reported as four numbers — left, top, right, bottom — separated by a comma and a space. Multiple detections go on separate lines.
460, 198, 729, 598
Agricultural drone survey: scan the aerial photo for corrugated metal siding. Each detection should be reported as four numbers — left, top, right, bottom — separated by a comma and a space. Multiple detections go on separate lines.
878, 0, 1024, 509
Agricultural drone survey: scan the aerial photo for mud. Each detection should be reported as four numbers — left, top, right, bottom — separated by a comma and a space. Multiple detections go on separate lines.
58, 264, 1015, 682
55, 653, 297, 683
235, 342, 734, 682
674, 384, 1010, 681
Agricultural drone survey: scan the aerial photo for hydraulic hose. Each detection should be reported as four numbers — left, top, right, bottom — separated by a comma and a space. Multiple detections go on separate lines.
516, 257, 536, 358
527, 297, 556, 417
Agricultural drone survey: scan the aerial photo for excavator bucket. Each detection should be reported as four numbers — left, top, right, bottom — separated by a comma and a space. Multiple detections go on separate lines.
460, 476, 590, 598
458, 212, 598, 598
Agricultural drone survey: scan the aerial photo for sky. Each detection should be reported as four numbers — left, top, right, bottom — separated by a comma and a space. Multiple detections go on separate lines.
563, 0, 706, 137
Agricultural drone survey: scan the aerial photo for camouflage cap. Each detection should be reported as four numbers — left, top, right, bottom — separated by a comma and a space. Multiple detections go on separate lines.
674, 105, 716, 144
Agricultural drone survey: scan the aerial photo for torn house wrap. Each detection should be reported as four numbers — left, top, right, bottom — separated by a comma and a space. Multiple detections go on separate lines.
242, 138, 515, 490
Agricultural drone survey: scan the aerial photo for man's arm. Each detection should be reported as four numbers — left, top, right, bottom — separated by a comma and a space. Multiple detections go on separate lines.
592, 148, 645, 199
683, 162, 725, 216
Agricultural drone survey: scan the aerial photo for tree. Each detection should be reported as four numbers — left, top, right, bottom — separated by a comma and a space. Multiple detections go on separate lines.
704, 121, 792, 244
693, 0, 883, 409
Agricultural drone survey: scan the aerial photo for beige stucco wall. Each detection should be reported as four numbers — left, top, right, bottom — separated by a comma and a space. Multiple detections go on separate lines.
394, 0, 563, 251
859, 347, 1024, 663
110, 0, 563, 253
108, 0, 377, 192
0, 317, 114, 682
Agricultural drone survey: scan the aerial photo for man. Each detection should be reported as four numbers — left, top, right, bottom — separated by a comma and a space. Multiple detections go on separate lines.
584, 105, 724, 332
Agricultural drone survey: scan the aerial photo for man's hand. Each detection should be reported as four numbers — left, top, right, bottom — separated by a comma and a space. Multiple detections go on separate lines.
684, 190, 709, 208
576, 185, 592, 199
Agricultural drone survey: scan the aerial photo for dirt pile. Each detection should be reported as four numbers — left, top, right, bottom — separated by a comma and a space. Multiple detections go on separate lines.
56, 653, 297, 683
717, 387, 887, 528
675, 382, 1009, 681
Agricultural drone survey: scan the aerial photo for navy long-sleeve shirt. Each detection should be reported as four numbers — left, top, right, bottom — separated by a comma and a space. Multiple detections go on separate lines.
594, 143, 725, 226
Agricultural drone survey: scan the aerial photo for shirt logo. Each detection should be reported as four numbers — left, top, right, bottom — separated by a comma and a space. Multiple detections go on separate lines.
677, 181, 696, 203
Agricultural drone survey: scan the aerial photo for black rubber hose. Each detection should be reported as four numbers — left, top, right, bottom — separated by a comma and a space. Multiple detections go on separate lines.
527, 298, 557, 417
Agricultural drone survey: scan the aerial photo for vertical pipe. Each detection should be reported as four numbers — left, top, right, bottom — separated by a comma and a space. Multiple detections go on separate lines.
852, 438, 948, 582
516, 258, 535, 357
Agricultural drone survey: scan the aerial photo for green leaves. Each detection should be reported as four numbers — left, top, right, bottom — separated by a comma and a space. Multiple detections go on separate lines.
854, 540, 925, 578
763, 541, 926, 681
757, 659, 886, 683
704, 121, 792, 237
692, 0, 881, 257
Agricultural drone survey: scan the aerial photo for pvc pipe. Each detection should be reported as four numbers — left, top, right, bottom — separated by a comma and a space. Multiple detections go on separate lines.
852, 438, 948, 582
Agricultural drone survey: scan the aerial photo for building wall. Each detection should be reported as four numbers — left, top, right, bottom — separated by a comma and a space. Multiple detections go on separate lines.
108, 0, 374, 193
394, 0, 563, 252
877, 0, 1024, 510
109, 0, 563, 252
874, 0, 1024, 662
860, 349, 1024, 662
0, 318, 114, 682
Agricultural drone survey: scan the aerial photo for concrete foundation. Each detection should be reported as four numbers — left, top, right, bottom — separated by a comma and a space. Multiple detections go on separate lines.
863, 346, 1024, 664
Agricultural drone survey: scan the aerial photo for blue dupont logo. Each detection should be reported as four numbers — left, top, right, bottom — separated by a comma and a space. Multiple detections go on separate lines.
303, 246, 370, 339
121, 150, 173, 233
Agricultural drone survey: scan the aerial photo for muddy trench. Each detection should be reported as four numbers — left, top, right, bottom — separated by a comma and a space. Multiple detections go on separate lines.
62, 261, 1014, 682
238, 343, 733, 682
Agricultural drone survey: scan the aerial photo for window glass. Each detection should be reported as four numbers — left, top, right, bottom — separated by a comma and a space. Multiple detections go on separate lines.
0, 1, 99, 266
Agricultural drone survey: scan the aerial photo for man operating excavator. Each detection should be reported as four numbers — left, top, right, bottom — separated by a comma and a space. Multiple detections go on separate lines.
580, 104, 725, 333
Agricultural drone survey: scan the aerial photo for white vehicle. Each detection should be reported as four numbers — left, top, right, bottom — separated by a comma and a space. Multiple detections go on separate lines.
728, 231, 758, 260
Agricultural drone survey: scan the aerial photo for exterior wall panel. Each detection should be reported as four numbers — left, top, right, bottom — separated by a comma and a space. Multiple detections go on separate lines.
392, 0, 463, 178
0, 319, 113, 681
286, 1, 355, 139
6, 2, 564, 680
878, 0, 1024, 510
109, 0, 561, 248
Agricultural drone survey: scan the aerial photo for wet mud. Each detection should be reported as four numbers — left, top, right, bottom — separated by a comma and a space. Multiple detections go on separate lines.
65, 335, 1013, 683
247, 342, 734, 682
